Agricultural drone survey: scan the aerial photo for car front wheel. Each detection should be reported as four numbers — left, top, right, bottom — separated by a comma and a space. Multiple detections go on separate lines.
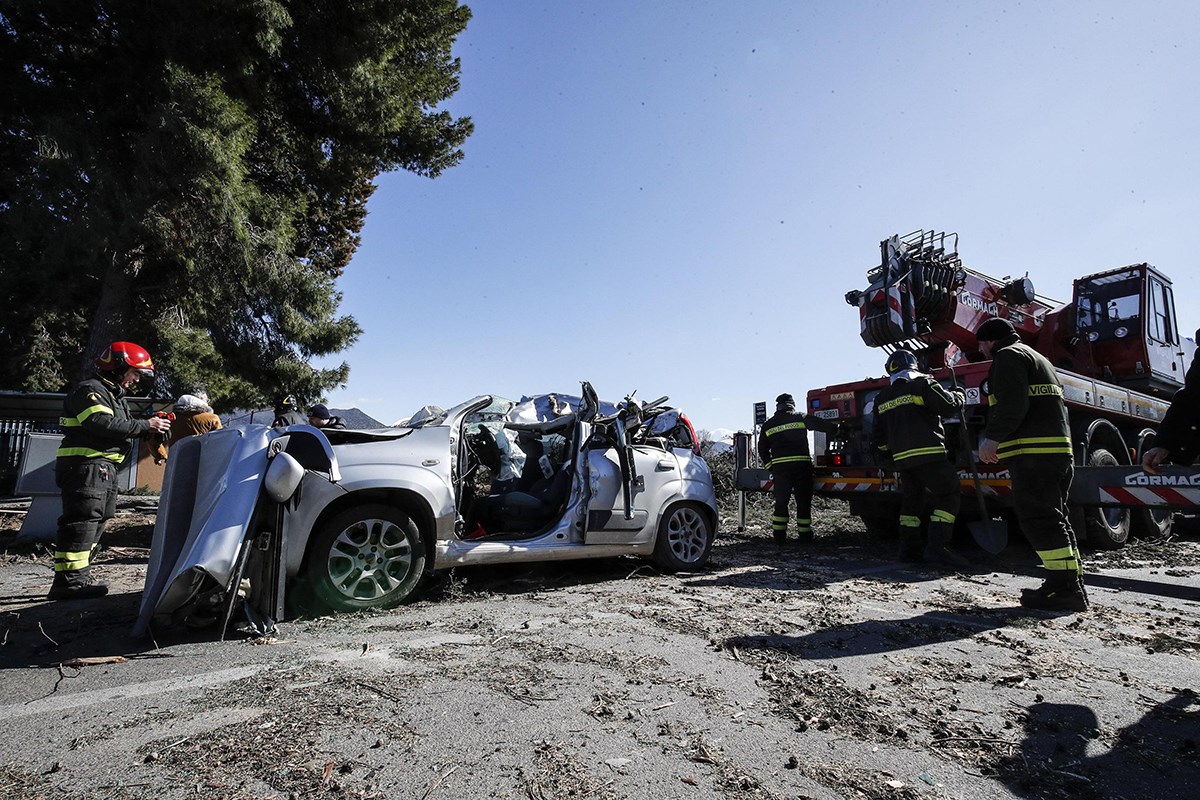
302, 504, 427, 612
652, 502, 714, 572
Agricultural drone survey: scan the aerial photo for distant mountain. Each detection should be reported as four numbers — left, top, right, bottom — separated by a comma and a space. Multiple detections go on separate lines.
335, 408, 385, 429
220, 407, 385, 429
701, 427, 737, 455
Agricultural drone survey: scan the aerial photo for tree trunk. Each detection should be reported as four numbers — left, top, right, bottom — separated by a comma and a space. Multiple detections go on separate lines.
80, 250, 141, 380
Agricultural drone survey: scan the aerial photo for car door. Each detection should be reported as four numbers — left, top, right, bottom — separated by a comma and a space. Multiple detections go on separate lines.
583, 425, 682, 545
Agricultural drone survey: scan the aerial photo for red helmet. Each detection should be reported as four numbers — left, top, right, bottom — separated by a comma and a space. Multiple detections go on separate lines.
94, 341, 155, 377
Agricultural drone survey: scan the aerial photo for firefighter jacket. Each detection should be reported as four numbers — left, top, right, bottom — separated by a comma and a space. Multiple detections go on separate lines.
273, 410, 307, 427
982, 333, 1071, 459
57, 374, 153, 463
870, 373, 964, 468
151, 409, 223, 462
758, 407, 837, 470
1156, 328, 1199, 464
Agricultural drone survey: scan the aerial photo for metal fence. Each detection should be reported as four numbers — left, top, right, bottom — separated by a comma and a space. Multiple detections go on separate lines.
0, 417, 62, 494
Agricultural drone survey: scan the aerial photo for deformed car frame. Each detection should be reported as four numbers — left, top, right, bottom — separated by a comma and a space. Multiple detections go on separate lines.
134, 383, 718, 635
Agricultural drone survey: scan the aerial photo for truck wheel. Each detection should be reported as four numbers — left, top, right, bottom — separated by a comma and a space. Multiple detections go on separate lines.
1083, 448, 1130, 549
1133, 506, 1174, 540
1133, 435, 1175, 539
301, 504, 427, 612
652, 502, 714, 572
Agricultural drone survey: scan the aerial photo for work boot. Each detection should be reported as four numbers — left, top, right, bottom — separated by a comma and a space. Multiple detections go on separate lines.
794, 531, 814, 546
46, 570, 109, 601
773, 533, 787, 546
922, 523, 971, 570
894, 526, 924, 562
1020, 574, 1089, 613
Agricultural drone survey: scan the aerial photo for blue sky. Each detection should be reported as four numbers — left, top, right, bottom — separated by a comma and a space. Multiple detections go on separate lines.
318, 1, 1200, 432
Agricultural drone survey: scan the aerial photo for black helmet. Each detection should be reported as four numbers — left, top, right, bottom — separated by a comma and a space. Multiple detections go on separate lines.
275, 394, 297, 412
976, 317, 1017, 342
885, 349, 918, 376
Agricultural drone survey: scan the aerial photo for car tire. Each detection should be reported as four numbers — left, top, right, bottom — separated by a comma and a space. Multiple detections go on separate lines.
1083, 448, 1130, 549
652, 502, 714, 572
302, 504, 427, 612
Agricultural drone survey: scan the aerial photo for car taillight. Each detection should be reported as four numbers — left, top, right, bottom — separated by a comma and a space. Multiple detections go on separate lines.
679, 412, 701, 455
830, 454, 844, 466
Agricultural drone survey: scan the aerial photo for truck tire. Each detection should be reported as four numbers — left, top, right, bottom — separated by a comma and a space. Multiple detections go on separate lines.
1133, 435, 1175, 539
1083, 448, 1130, 549
1133, 505, 1175, 540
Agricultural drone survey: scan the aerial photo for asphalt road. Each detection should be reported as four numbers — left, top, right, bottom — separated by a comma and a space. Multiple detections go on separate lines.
1, 499, 1198, 800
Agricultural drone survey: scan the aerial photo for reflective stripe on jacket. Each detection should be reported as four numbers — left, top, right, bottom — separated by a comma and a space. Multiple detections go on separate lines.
870, 374, 963, 467
57, 375, 151, 463
983, 336, 1072, 459
758, 408, 838, 469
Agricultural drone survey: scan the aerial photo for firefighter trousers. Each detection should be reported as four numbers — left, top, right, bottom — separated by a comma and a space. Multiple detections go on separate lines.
54, 458, 118, 574
771, 462, 814, 540
1007, 454, 1082, 577
897, 459, 962, 534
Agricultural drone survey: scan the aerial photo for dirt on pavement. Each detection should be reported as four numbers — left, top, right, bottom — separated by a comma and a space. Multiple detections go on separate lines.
0, 496, 1197, 800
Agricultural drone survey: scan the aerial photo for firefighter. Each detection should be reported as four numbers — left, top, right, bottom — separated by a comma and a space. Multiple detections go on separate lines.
272, 395, 307, 427
976, 318, 1087, 612
758, 392, 838, 544
49, 342, 171, 600
870, 349, 970, 568
1142, 327, 1199, 473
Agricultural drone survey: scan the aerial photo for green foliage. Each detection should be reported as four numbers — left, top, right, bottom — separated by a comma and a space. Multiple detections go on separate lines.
0, 0, 473, 409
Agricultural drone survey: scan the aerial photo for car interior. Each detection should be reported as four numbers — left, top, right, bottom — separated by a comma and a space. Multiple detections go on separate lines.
459, 417, 579, 540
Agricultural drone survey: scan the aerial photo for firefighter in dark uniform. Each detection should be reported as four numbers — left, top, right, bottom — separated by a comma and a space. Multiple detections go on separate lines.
976, 318, 1087, 612
758, 393, 838, 544
272, 394, 307, 427
49, 342, 170, 600
1143, 326, 1199, 473
870, 349, 970, 568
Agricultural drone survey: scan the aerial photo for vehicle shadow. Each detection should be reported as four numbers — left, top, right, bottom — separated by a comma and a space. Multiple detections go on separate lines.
0, 589, 222, 671
997, 693, 1200, 800
1083, 572, 1200, 602
722, 606, 1032, 660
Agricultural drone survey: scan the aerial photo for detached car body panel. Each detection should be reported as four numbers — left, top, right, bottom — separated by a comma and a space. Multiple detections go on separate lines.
136, 386, 717, 634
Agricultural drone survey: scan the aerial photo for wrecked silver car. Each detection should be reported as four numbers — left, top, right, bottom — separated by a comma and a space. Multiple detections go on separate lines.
134, 384, 717, 634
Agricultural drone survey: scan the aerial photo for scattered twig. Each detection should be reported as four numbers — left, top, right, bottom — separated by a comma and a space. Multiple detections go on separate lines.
930, 735, 1016, 746
355, 682, 403, 702
36, 622, 58, 647
61, 655, 128, 667
421, 764, 459, 799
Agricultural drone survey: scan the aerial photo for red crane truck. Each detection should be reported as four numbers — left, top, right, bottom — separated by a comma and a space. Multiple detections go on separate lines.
746, 230, 1197, 548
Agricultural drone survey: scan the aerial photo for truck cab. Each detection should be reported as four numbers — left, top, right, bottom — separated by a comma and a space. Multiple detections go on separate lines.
1072, 264, 1193, 398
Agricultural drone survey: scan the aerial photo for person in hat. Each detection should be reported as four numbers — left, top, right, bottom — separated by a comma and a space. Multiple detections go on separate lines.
976, 317, 1086, 612
757, 392, 839, 545
1142, 326, 1199, 474
307, 403, 346, 430
151, 392, 222, 464
870, 348, 970, 568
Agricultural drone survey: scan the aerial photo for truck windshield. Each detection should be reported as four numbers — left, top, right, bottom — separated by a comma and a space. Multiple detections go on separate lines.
1076, 271, 1142, 340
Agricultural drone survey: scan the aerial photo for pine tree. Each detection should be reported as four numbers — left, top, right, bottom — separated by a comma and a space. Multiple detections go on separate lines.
0, 0, 473, 408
